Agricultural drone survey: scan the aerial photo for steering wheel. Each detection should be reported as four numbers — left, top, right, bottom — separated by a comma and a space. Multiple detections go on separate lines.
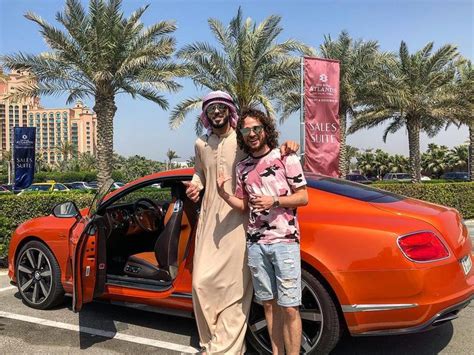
133, 198, 163, 232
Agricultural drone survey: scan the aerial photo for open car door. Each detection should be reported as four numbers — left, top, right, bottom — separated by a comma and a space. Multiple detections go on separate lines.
71, 180, 113, 312
71, 216, 107, 312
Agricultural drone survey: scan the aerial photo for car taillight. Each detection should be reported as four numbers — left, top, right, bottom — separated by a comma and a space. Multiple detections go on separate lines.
398, 231, 449, 262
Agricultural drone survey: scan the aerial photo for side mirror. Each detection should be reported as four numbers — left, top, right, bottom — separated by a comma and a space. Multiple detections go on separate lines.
52, 201, 81, 218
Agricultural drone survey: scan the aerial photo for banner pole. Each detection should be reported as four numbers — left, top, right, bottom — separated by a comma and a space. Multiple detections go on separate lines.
300, 56, 305, 164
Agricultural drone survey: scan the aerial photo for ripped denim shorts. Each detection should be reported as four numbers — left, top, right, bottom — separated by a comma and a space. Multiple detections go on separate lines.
247, 242, 301, 307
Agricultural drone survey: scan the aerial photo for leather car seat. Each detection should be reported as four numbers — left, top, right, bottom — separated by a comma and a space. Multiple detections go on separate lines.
123, 184, 194, 281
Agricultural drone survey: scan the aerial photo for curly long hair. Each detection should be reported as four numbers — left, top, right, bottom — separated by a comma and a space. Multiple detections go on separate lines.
237, 109, 279, 154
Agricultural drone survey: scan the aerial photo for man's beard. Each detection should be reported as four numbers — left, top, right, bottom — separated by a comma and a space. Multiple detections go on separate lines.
247, 137, 266, 153
209, 115, 229, 129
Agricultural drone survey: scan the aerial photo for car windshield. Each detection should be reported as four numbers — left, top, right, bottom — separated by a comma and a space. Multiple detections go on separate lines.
305, 173, 405, 203
88, 179, 114, 217
25, 185, 51, 191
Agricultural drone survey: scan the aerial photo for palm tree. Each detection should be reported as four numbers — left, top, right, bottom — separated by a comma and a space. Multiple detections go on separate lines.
2, 0, 184, 187
34, 150, 46, 173
0, 150, 13, 183
388, 154, 409, 174
169, 7, 312, 133
345, 145, 359, 172
187, 156, 196, 167
421, 144, 449, 178
166, 149, 179, 169
449, 59, 473, 180
356, 149, 377, 178
319, 32, 392, 178
55, 140, 76, 166
78, 152, 97, 171
373, 149, 391, 179
276, 31, 391, 177
447, 145, 468, 172
349, 41, 459, 182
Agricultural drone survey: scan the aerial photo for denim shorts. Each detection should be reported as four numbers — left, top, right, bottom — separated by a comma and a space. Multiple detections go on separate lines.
247, 242, 301, 307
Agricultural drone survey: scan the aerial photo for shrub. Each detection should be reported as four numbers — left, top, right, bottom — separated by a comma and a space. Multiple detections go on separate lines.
0, 192, 95, 258
0, 188, 171, 258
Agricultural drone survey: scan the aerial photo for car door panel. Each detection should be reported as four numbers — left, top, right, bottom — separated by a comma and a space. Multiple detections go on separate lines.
71, 216, 107, 312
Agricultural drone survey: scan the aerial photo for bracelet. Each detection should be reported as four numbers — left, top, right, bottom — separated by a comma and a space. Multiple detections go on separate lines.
272, 195, 280, 208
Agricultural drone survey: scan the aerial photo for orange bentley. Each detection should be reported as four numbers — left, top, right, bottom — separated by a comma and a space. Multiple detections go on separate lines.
7, 169, 473, 354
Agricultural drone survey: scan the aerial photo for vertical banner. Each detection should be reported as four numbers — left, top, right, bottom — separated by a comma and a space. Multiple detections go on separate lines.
13, 127, 36, 189
303, 57, 340, 176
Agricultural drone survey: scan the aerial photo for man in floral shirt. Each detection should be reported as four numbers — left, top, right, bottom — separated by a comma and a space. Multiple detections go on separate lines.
217, 109, 308, 355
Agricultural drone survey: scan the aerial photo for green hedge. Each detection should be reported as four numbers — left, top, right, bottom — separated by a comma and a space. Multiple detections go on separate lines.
0, 171, 125, 184
0, 192, 95, 258
372, 182, 474, 219
0, 188, 171, 258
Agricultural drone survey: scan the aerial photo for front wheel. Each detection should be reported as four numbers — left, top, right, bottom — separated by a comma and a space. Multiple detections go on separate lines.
15, 241, 65, 309
246, 268, 342, 354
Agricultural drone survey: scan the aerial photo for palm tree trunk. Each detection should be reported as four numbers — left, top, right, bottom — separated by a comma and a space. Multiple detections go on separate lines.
338, 110, 347, 178
94, 95, 116, 188
407, 117, 421, 183
469, 121, 473, 181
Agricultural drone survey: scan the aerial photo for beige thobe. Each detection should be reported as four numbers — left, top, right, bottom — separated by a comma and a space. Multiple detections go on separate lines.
191, 129, 253, 354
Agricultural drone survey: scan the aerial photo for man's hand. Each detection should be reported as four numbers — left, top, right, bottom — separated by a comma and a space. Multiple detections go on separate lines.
250, 195, 274, 212
280, 140, 299, 156
183, 181, 200, 203
217, 171, 231, 195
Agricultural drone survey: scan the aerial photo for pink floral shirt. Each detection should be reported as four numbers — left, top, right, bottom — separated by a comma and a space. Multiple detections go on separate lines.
235, 149, 306, 244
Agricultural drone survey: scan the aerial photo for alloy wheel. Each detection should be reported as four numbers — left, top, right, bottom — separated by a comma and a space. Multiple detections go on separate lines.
17, 247, 53, 305
248, 278, 324, 354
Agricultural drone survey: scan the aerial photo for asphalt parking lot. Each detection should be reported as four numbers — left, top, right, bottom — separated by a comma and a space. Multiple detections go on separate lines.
0, 224, 472, 354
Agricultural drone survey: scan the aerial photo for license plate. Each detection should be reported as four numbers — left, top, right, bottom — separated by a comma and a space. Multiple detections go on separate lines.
460, 255, 472, 275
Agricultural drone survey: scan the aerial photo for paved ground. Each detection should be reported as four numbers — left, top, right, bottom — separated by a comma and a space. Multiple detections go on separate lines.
1, 270, 473, 353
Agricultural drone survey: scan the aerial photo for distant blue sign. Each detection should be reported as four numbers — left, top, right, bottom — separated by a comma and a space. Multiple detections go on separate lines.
14, 127, 36, 189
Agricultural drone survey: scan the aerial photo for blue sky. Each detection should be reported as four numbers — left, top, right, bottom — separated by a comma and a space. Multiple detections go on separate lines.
1, 0, 472, 162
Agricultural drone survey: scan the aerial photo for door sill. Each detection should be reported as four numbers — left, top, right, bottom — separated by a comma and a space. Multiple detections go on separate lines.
106, 274, 172, 291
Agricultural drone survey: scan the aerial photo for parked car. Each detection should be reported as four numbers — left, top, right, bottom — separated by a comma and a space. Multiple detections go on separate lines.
87, 181, 98, 189
383, 172, 411, 182
441, 171, 469, 181
346, 173, 371, 184
7, 169, 473, 354
421, 175, 432, 181
0, 185, 12, 194
65, 181, 96, 190
1, 184, 23, 194
112, 182, 125, 189
18, 182, 70, 195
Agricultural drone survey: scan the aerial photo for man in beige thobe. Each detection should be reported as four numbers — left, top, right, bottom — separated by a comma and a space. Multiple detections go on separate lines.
186, 91, 251, 354
186, 91, 297, 354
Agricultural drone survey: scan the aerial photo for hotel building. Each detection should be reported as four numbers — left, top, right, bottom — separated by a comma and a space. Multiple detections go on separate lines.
0, 70, 97, 164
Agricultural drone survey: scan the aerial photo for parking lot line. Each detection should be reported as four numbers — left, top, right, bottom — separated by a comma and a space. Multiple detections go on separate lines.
0, 311, 199, 353
0, 286, 16, 292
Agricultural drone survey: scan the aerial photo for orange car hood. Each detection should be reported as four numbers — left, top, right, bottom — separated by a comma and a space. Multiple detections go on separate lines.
370, 198, 470, 259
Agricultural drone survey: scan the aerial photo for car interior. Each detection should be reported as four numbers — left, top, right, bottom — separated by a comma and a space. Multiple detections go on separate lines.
99, 179, 198, 290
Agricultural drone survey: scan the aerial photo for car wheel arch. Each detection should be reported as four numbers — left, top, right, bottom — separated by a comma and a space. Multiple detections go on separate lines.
301, 250, 351, 305
301, 259, 349, 333
13, 236, 55, 281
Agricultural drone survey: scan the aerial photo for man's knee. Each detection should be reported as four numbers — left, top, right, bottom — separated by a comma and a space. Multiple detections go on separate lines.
281, 306, 300, 320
